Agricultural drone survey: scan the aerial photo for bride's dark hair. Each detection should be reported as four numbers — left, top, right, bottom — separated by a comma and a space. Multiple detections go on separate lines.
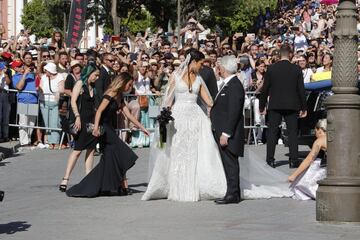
185, 49, 205, 93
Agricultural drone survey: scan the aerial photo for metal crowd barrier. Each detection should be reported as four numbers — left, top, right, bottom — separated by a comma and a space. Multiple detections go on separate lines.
6, 89, 67, 149
6, 90, 266, 148
243, 91, 267, 145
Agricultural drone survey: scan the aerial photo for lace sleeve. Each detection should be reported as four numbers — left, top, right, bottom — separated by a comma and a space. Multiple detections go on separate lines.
161, 74, 176, 108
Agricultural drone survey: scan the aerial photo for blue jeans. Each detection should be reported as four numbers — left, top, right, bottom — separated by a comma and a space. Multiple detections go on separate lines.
40, 101, 60, 144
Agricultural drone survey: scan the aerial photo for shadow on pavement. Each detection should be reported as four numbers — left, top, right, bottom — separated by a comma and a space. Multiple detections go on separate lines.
275, 160, 289, 167
129, 183, 148, 188
0, 221, 31, 235
0, 161, 10, 167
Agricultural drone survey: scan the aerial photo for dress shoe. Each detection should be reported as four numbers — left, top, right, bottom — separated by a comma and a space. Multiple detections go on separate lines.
289, 161, 300, 168
266, 160, 276, 168
214, 195, 241, 204
0, 191, 4, 202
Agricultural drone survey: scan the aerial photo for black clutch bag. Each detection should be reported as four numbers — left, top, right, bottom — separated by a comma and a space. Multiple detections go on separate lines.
86, 123, 105, 136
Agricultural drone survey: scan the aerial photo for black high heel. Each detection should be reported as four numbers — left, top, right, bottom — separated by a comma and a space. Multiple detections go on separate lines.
59, 178, 69, 192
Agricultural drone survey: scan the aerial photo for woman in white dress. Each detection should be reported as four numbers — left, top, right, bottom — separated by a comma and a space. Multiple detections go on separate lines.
288, 119, 327, 200
143, 50, 293, 202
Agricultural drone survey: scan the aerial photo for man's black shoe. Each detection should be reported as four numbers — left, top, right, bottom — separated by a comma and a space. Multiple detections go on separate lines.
289, 161, 300, 168
266, 160, 276, 168
0, 191, 4, 202
214, 195, 241, 204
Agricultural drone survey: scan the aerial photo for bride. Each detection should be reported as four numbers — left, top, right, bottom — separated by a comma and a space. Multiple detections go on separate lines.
142, 49, 293, 202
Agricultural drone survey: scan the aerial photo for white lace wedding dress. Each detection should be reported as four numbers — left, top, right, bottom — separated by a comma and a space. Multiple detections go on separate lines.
142, 74, 293, 202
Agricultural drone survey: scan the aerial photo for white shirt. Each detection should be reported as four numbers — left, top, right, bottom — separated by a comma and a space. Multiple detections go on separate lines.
40, 74, 64, 102
134, 71, 152, 95
217, 79, 225, 90
0, 73, 9, 90
302, 68, 313, 83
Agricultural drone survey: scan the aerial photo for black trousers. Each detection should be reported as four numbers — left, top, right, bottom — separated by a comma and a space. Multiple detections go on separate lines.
266, 110, 298, 163
218, 146, 240, 198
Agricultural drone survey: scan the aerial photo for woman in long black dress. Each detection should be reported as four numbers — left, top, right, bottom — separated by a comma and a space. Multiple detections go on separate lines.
67, 72, 149, 197
59, 64, 99, 191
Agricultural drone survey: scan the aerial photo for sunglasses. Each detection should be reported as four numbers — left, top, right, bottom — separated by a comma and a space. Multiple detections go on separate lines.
141, 57, 149, 60
42, 55, 50, 58
206, 44, 214, 48
106, 59, 115, 63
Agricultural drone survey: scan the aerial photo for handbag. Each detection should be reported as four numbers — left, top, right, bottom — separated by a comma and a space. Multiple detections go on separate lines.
86, 123, 104, 136
138, 95, 149, 109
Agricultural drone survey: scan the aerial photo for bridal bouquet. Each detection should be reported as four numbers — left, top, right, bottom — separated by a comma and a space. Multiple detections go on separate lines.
156, 107, 174, 148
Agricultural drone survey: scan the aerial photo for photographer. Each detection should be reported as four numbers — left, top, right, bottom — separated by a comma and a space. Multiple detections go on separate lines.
180, 16, 205, 48
11, 60, 38, 146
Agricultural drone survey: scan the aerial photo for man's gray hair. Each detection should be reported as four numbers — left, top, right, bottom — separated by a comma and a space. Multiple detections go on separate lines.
220, 55, 238, 74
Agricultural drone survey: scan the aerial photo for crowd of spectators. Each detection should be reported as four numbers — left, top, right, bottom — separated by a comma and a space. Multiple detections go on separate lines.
0, 0, 359, 148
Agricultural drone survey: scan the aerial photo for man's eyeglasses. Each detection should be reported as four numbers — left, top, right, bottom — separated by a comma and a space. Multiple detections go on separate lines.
106, 59, 115, 63
206, 44, 214, 48
42, 55, 50, 59
142, 57, 149, 60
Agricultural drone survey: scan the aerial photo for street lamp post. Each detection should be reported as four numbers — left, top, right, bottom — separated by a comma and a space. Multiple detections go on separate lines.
316, 0, 360, 222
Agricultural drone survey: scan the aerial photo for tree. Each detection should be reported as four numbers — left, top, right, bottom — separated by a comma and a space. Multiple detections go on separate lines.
21, 0, 53, 37
21, 0, 70, 38
204, 0, 278, 35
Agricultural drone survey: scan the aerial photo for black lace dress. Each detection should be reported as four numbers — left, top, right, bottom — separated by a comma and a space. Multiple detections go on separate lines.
67, 95, 138, 197
73, 85, 97, 151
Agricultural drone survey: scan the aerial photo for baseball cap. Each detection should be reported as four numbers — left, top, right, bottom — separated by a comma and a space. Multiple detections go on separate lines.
149, 59, 157, 65
1, 52, 13, 60
70, 60, 81, 68
10, 60, 24, 69
0, 62, 6, 70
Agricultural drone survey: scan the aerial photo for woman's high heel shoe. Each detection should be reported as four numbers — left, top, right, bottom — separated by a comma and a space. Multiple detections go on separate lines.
59, 178, 69, 192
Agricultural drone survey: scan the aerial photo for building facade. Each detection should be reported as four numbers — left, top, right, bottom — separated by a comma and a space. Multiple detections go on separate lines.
0, 0, 26, 39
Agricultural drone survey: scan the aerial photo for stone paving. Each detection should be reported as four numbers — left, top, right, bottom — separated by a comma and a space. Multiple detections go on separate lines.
0, 142, 359, 240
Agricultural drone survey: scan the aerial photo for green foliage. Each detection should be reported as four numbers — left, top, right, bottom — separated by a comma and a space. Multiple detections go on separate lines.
121, 8, 156, 34
205, 0, 278, 34
21, 0, 69, 38
21, 0, 53, 37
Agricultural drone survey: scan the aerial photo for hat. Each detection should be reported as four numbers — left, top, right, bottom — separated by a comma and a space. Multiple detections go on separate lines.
1, 52, 13, 60
0, 62, 6, 70
141, 61, 149, 67
173, 59, 181, 66
149, 59, 157, 65
10, 60, 23, 69
44, 62, 57, 74
70, 60, 81, 68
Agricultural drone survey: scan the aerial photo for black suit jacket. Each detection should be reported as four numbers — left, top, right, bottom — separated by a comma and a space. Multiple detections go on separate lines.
210, 76, 245, 157
199, 66, 218, 100
259, 60, 307, 112
95, 66, 113, 107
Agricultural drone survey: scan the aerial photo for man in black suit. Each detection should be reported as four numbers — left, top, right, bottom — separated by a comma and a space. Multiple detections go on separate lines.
210, 55, 245, 204
94, 53, 115, 107
199, 65, 218, 100
259, 44, 307, 168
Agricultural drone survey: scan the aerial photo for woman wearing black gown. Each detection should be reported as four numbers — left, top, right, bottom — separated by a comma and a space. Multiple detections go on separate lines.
59, 64, 99, 192
67, 72, 149, 197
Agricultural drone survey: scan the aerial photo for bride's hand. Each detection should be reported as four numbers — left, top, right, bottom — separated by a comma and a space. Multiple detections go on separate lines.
207, 106, 211, 118
287, 175, 296, 182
